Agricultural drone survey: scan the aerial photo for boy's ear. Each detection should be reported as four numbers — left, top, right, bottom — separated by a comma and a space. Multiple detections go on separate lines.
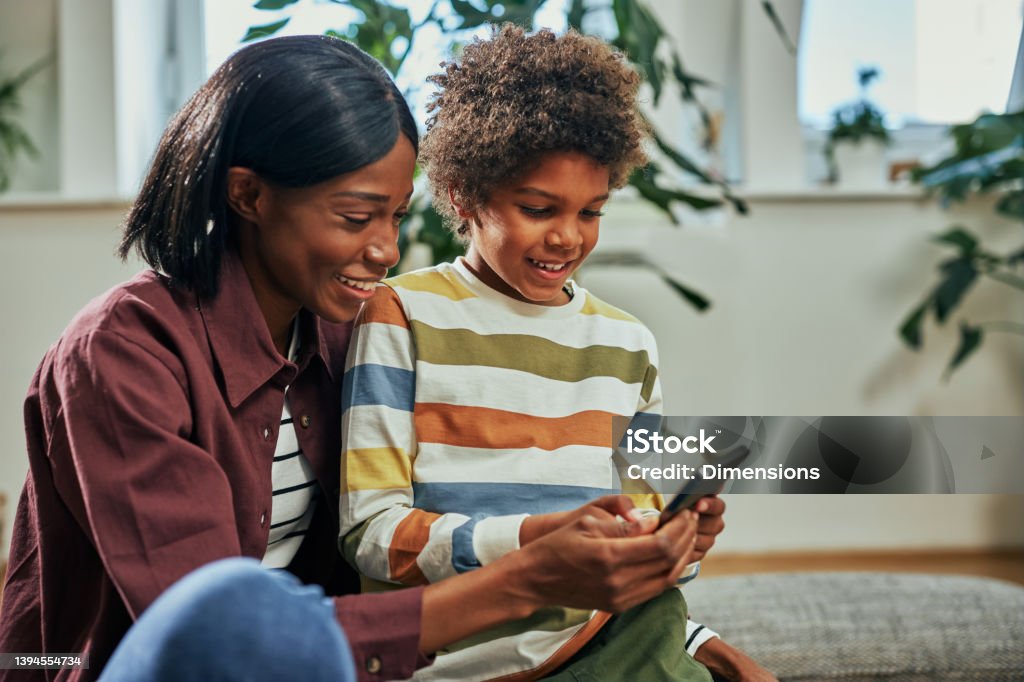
226, 167, 265, 223
447, 185, 475, 220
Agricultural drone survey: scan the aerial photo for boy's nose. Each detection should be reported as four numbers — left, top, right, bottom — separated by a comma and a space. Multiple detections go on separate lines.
546, 220, 583, 250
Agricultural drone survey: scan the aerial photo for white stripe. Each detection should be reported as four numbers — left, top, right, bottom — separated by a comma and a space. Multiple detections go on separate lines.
345, 321, 415, 373
414, 443, 616, 489
349, 504, 408, 582
342, 404, 416, 453
415, 362, 643, 418
417, 513, 469, 583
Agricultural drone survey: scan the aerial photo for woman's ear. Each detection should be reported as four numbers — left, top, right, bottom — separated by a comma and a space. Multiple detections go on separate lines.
447, 185, 475, 220
226, 167, 265, 223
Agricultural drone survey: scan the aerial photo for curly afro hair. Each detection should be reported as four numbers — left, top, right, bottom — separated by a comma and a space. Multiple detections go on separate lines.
420, 24, 648, 238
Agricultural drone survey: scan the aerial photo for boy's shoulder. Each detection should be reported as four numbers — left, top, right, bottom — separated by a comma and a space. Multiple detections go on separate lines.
383, 262, 477, 303
576, 289, 644, 326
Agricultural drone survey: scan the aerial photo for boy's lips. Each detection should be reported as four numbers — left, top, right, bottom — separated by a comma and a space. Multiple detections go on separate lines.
526, 257, 574, 280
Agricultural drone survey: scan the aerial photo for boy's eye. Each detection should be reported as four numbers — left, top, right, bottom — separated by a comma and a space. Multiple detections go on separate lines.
519, 205, 551, 217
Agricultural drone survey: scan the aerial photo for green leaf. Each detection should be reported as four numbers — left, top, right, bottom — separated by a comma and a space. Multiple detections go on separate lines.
946, 322, 983, 376
242, 18, 291, 42
898, 300, 929, 349
933, 258, 978, 323
252, 0, 300, 9
760, 1, 797, 55
932, 226, 978, 254
566, 0, 587, 30
660, 273, 711, 311
995, 189, 1024, 222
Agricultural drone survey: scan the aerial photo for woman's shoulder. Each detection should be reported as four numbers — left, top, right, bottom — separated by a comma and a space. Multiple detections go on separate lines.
52, 269, 200, 368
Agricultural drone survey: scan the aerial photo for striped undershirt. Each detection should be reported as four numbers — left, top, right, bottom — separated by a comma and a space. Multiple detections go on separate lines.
261, 319, 318, 569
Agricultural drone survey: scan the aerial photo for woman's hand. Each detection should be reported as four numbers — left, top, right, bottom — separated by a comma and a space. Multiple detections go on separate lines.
518, 495, 644, 545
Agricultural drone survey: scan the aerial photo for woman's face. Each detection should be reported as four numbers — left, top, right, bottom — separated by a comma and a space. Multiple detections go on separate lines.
464, 151, 609, 306
233, 135, 416, 328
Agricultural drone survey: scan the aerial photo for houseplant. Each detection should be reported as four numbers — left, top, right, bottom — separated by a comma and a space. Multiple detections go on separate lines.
823, 67, 890, 186
898, 109, 1024, 377
0, 54, 51, 192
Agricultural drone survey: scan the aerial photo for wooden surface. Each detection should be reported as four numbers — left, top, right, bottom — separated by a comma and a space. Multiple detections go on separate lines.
700, 548, 1024, 586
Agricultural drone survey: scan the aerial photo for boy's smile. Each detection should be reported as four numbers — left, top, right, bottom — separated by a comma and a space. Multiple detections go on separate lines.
462, 151, 610, 306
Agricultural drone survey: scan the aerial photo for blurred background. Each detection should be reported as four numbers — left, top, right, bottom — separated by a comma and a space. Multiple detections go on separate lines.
0, 0, 1022, 579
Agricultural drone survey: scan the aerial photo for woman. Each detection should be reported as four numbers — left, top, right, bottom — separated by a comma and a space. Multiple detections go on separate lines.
0, 35, 719, 682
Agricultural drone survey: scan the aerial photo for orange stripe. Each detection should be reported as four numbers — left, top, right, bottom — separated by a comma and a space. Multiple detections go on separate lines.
416, 404, 615, 451
388, 508, 437, 585
486, 612, 613, 682
357, 286, 409, 329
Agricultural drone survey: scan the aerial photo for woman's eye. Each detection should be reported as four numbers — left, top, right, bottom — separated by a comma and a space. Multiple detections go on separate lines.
392, 211, 409, 223
340, 214, 371, 226
581, 209, 605, 219
519, 206, 551, 217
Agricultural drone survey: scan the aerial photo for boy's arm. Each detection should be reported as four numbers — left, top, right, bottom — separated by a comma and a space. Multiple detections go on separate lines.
340, 286, 527, 585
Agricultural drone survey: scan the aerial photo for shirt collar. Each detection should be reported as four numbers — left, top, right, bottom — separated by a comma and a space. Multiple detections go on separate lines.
199, 248, 336, 407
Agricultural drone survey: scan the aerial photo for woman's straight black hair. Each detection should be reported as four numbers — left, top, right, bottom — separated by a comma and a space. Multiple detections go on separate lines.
119, 35, 418, 298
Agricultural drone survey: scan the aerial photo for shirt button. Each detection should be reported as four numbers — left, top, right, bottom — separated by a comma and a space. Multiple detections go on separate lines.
365, 656, 382, 675
300, 415, 312, 429
263, 426, 272, 440
260, 511, 267, 527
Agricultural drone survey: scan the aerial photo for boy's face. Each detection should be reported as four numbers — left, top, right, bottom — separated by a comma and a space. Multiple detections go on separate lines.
463, 151, 609, 306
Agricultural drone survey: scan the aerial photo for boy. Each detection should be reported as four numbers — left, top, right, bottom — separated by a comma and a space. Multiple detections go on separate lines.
341, 25, 772, 682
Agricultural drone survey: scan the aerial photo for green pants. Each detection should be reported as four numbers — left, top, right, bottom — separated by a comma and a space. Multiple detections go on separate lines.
543, 589, 713, 682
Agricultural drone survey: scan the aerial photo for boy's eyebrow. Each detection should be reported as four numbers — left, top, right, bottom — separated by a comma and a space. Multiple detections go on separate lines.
514, 187, 610, 203
331, 189, 415, 202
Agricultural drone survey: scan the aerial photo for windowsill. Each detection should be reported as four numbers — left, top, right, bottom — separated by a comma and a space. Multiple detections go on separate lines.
0, 191, 134, 211
733, 184, 925, 202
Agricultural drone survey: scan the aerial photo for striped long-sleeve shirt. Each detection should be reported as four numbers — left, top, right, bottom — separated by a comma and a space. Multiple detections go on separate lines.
340, 258, 693, 680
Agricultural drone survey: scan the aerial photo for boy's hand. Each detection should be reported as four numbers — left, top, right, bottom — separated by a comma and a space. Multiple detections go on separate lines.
512, 508, 699, 613
693, 637, 778, 681
692, 495, 726, 562
519, 495, 643, 545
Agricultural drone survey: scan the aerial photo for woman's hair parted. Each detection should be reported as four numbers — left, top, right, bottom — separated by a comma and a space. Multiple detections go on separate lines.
119, 35, 418, 298
420, 24, 648, 238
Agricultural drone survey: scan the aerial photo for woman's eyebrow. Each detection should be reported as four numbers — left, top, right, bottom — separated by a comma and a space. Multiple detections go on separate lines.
514, 187, 609, 203
331, 189, 414, 202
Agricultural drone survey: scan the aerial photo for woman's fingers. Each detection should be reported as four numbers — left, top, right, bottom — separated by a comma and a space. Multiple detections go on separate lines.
587, 494, 643, 522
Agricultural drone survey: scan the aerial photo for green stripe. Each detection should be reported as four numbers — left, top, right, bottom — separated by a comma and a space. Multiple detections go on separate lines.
439, 606, 594, 654
641, 364, 658, 403
411, 321, 652, 385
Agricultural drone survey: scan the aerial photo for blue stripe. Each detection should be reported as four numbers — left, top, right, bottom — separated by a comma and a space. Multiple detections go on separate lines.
412, 481, 614, 517
342, 364, 414, 413
450, 515, 484, 574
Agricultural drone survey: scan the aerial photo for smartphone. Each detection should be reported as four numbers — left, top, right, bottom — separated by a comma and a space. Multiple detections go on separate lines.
659, 445, 752, 526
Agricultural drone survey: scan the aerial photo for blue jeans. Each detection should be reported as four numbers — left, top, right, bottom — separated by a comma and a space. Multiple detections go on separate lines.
99, 558, 356, 682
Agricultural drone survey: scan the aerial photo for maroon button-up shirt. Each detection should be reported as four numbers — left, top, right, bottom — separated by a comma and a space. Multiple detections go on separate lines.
0, 250, 429, 681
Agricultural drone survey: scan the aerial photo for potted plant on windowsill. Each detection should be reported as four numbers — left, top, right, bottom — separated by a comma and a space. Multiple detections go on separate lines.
0, 53, 51, 192
824, 67, 891, 188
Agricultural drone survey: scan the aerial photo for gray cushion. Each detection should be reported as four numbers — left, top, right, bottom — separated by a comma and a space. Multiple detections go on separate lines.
684, 572, 1024, 681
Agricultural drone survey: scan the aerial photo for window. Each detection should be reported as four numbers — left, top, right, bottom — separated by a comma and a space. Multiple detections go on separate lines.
799, 0, 1023, 129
